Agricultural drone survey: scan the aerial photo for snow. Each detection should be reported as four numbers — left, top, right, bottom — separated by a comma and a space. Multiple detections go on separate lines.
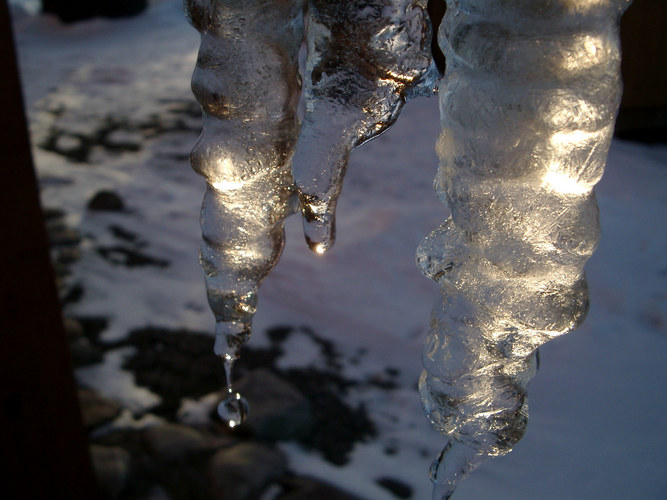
12, 1, 667, 498
76, 347, 161, 412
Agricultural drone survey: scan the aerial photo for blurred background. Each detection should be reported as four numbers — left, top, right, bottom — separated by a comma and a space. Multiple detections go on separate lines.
1, 1, 665, 499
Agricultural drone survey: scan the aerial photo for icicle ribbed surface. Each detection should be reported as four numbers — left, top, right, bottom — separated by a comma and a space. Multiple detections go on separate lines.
185, 0, 305, 362
417, 1, 630, 497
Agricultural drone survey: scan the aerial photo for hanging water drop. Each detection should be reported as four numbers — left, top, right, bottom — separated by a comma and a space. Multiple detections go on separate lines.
217, 392, 249, 429
216, 354, 249, 428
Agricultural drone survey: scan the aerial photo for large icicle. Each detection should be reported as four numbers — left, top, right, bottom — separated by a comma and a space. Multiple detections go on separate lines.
417, 1, 630, 498
185, 0, 305, 426
292, 0, 437, 253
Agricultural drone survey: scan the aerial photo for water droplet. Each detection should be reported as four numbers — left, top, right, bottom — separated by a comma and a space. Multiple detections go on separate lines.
215, 348, 249, 427
217, 392, 249, 428
304, 216, 335, 255
312, 242, 327, 255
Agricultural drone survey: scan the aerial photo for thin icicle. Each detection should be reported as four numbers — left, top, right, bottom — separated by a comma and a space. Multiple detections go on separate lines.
292, 0, 437, 253
185, 0, 306, 426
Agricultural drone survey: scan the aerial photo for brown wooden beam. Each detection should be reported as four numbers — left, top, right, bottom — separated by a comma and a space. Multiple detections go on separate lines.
0, 1, 99, 497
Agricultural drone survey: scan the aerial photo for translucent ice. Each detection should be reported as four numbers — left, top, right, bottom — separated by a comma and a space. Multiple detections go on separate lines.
417, 1, 630, 498
292, 0, 437, 253
186, 0, 438, 426
185, 0, 305, 416
217, 392, 249, 428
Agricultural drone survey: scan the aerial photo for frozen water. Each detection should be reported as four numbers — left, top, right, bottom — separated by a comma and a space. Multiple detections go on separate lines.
417, 1, 631, 498
185, 0, 633, 493
185, 0, 305, 400
186, 0, 437, 424
217, 392, 249, 429
292, 0, 438, 253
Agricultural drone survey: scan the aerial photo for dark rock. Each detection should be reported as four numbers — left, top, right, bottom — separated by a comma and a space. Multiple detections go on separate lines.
207, 442, 286, 500
376, 477, 413, 499
199, 433, 238, 452
64, 317, 84, 339
40, 131, 91, 162
90, 444, 131, 499
278, 476, 364, 500
53, 261, 70, 280
43, 207, 65, 221
48, 225, 81, 246
96, 246, 169, 268
70, 337, 104, 366
42, 0, 148, 23
109, 224, 138, 242
119, 328, 226, 419
235, 368, 313, 441
103, 129, 143, 151
62, 282, 85, 304
119, 327, 375, 464
98, 0, 148, 19
383, 443, 399, 456
234, 327, 377, 465
144, 485, 171, 500
66, 317, 105, 365
91, 426, 211, 499
92, 428, 145, 454
266, 325, 293, 343
77, 316, 109, 342
279, 365, 376, 465
143, 423, 205, 462
88, 190, 125, 212
56, 246, 82, 264
79, 388, 121, 430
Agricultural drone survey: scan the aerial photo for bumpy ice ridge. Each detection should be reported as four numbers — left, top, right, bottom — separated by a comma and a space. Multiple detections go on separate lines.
416, 1, 630, 497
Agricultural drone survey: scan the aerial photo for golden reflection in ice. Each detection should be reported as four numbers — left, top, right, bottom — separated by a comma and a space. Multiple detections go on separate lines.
211, 178, 244, 191
542, 129, 604, 195
542, 164, 591, 195
550, 129, 600, 147
306, 201, 328, 216
419, 1, 629, 498
558, 34, 608, 73
210, 158, 243, 191
186, 0, 304, 369
562, 0, 611, 12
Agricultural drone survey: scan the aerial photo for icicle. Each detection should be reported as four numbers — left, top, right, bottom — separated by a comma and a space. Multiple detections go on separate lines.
185, 0, 306, 427
417, 0, 631, 497
292, 0, 438, 253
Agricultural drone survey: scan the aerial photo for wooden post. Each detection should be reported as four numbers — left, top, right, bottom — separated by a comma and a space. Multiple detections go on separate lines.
617, 0, 667, 141
0, 1, 99, 497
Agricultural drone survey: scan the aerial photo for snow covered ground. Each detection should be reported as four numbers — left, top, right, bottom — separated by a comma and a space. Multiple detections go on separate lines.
11, 1, 667, 498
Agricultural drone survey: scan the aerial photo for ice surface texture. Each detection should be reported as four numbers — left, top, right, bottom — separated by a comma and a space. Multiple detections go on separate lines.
185, 0, 305, 360
186, 0, 436, 360
416, 1, 630, 498
292, 0, 438, 253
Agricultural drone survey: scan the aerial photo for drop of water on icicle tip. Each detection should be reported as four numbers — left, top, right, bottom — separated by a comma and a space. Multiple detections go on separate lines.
303, 215, 335, 255
217, 392, 249, 428
305, 233, 332, 255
